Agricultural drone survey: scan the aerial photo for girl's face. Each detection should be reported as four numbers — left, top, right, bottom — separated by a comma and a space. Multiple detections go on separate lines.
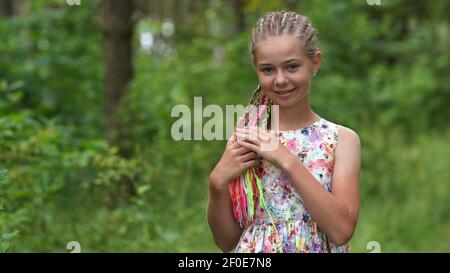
254, 35, 322, 108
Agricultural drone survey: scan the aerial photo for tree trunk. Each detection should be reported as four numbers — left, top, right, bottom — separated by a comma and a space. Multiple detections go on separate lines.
101, 0, 135, 133
0, 0, 14, 17
229, 0, 245, 34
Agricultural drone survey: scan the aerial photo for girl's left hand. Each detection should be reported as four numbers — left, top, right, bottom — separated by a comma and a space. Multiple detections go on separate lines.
234, 127, 296, 170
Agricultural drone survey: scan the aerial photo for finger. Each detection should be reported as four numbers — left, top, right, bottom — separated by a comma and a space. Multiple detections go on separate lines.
241, 159, 257, 169
236, 127, 258, 135
235, 132, 260, 145
234, 145, 253, 155
239, 152, 257, 162
237, 140, 258, 152
237, 128, 270, 142
226, 133, 237, 147
256, 128, 271, 141
248, 127, 270, 141
227, 140, 241, 150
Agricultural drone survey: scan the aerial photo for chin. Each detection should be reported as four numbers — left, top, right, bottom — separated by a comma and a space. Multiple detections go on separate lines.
273, 100, 300, 108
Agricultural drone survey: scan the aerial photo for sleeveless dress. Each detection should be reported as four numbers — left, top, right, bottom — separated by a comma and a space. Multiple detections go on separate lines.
234, 117, 349, 253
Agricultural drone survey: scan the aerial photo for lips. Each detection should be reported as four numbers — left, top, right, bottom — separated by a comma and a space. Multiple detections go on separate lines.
274, 88, 295, 96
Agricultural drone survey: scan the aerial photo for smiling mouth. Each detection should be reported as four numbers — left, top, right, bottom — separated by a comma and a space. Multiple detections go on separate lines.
274, 88, 295, 95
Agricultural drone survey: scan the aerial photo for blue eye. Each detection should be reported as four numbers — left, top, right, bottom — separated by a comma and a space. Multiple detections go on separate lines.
261, 67, 273, 74
287, 64, 299, 72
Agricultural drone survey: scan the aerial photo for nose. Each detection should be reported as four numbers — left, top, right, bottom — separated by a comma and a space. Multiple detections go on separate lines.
274, 70, 288, 86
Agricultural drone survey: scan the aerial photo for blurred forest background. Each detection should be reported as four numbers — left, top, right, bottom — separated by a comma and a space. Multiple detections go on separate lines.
0, 0, 449, 252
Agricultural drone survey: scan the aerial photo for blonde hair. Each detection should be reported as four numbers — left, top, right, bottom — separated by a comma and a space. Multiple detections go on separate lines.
250, 11, 319, 65
247, 11, 320, 106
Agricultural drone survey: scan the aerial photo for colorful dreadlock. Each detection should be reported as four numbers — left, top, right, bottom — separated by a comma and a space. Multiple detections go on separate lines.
230, 87, 277, 229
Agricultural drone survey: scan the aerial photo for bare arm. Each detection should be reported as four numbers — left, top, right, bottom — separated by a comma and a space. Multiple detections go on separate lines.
207, 135, 257, 252
207, 176, 242, 252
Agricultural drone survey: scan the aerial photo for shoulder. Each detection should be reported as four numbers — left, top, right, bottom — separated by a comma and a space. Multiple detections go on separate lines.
336, 125, 361, 148
334, 124, 361, 166
320, 117, 361, 163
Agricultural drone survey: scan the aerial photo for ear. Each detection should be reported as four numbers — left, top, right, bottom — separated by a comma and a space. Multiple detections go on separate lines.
313, 51, 322, 74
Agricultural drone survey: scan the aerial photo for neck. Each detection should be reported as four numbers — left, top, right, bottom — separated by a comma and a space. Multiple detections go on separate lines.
274, 96, 319, 131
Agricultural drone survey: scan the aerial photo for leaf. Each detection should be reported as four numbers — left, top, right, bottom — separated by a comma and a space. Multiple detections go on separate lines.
137, 185, 150, 195
0, 169, 8, 185
0, 242, 11, 253
2, 230, 19, 240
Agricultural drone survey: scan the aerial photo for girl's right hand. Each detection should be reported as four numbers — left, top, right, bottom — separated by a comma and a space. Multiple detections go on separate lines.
209, 134, 258, 192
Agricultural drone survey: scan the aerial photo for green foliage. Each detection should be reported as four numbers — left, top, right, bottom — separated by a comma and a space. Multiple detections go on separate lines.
353, 128, 450, 252
0, 80, 141, 251
0, 169, 19, 253
0, 0, 104, 132
0, 0, 448, 252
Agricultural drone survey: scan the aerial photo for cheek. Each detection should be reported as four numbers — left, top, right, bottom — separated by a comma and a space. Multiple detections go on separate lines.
258, 76, 275, 99
257, 74, 273, 89
294, 71, 312, 88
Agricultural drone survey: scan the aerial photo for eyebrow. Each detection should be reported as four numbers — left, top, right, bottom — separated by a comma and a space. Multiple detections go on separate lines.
258, 58, 302, 67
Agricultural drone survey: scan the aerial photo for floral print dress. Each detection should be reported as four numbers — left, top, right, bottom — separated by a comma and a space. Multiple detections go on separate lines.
235, 118, 349, 253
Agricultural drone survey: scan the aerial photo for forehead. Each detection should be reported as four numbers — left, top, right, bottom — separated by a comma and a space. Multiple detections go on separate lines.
255, 35, 307, 65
